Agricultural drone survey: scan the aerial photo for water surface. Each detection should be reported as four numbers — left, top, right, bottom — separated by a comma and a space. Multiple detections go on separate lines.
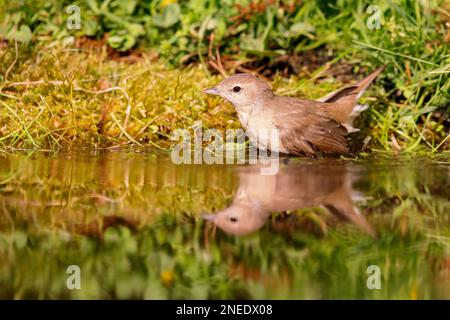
0, 152, 449, 299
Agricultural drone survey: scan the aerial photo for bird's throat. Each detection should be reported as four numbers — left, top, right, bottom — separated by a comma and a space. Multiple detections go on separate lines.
236, 109, 251, 129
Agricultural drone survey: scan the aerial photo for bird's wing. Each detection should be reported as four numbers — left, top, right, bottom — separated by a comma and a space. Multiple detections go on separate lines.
316, 67, 384, 123
317, 85, 359, 103
272, 97, 349, 156
318, 67, 384, 103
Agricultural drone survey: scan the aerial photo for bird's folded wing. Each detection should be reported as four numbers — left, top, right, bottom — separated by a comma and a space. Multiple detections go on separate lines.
317, 85, 359, 103
274, 106, 349, 155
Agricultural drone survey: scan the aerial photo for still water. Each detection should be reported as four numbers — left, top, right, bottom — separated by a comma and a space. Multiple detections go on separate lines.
0, 152, 449, 299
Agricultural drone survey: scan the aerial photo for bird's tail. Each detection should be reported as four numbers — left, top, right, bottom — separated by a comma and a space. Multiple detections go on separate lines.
352, 66, 385, 100
319, 66, 384, 104
318, 67, 384, 128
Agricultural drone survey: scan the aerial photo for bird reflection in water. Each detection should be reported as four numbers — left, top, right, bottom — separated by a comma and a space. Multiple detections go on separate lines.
204, 161, 375, 237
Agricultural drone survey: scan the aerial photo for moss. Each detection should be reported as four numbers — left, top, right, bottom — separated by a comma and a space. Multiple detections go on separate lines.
0, 44, 448, 153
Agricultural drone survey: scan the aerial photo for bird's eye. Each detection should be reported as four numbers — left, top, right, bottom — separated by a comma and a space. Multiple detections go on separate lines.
230, 217, 238, 223
232, 86, 242, 93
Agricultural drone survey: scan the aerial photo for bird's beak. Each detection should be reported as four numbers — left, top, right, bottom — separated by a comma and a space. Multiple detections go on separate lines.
203, 87, 220, 95
202, 214, 217, 221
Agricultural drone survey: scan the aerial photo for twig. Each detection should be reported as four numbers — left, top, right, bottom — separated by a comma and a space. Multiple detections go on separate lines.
110, 112, 142, 146
432, 135, 450, 152
133, 115, 160, 139
4, 39, 18, 82
207, 33, 227, 77
3, 80, 64, 88
215, 47, 226, 76
208, 60, 227, 77
390, 134, 402, 153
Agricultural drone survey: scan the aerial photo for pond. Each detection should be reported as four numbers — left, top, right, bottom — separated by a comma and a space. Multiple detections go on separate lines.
0, 151, 449, 299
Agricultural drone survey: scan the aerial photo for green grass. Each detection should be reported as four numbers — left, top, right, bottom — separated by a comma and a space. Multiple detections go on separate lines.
0, 0, 449, 152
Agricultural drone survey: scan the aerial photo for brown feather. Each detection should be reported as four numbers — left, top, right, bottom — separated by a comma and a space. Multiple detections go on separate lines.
319, 67, 384, 123
320, 86, 359, 103
204, 68, 384, 157
268, 96, 350, 155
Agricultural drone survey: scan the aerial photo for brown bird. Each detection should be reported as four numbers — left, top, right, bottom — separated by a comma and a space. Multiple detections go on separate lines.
204, 67, 383, 156
203, 162, 375, 237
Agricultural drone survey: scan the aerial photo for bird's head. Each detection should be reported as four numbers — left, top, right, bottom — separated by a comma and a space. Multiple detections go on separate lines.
203, 73, 272, 112
202, 187, 269, 236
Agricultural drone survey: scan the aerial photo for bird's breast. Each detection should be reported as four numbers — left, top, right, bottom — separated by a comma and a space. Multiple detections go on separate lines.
246, 112, 285, 153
